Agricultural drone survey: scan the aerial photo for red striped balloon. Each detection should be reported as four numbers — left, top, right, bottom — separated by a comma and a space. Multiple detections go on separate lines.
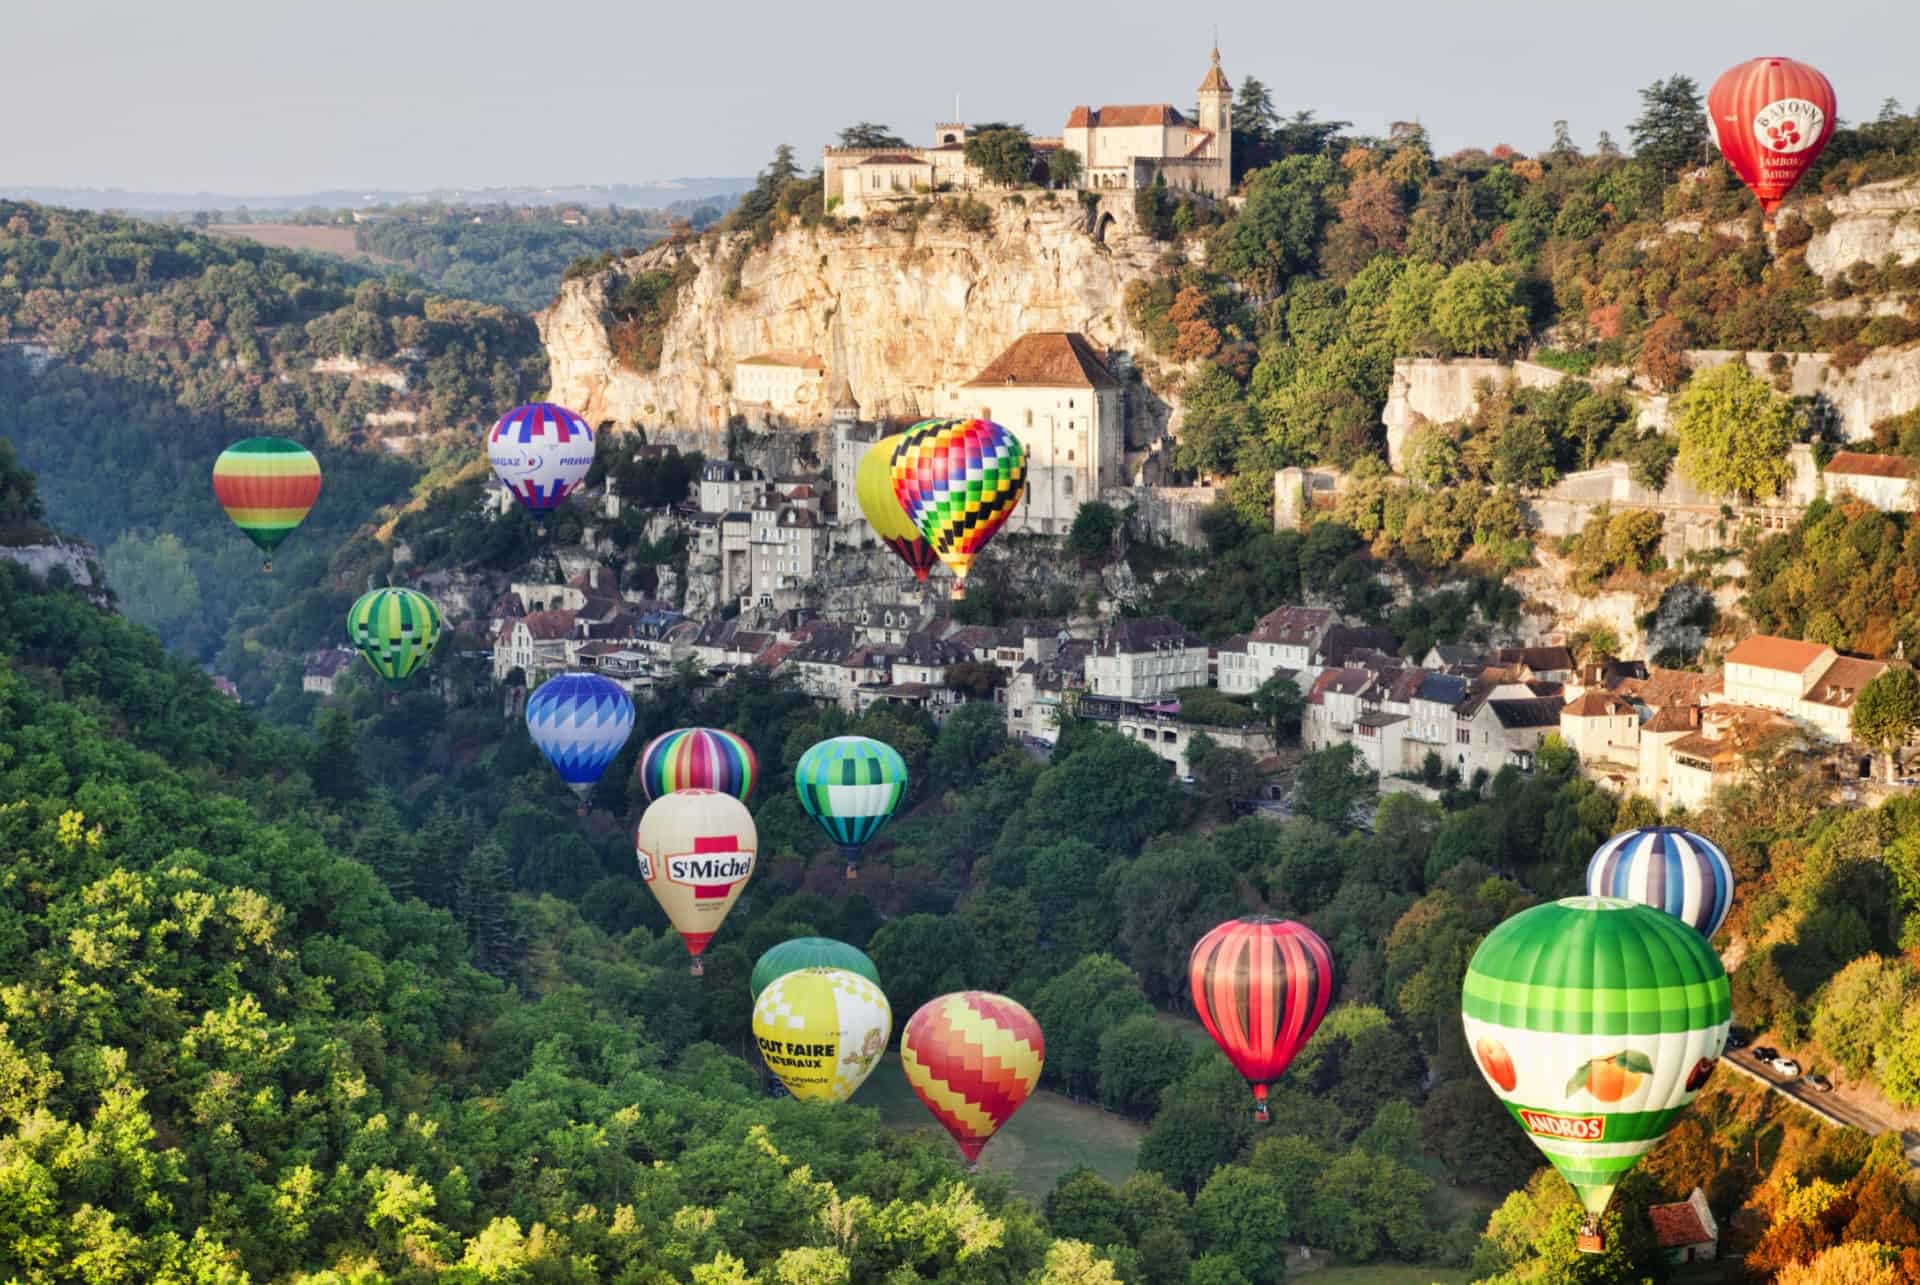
1707, 57, 1836, 219
1188, 917, 1334, 1121
635, 727, 757, 803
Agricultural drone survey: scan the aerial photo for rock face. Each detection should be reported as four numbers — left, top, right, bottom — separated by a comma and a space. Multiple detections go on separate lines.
538, 194, 1170, 444
1803, 179, 1920, 281
0, 538, 110, 605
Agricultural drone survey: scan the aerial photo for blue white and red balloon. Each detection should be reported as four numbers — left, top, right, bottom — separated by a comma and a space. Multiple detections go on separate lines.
488, 402, 596, 514
1585, 826, 1735, 941
526, 673, 634, 809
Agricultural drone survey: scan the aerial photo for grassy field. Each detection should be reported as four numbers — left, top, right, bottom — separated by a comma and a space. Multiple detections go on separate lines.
858, 1054, 1145, 1203
205, 223, 394, 264
1290, 1265, 1471, 1285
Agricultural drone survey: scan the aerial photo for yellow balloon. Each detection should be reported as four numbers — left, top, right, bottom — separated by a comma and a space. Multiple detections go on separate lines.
857, 433, 939, 582
752, 967, 893, 1103
635, 789, 757, 975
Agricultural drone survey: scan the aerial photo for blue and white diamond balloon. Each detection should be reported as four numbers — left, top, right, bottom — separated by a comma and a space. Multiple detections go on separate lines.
526, 673, 634, 811
1585, 826, 1734, 941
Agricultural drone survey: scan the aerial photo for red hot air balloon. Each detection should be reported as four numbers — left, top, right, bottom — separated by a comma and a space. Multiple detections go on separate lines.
1189, 917, 1334, 1122
1707, 57, 1836, 224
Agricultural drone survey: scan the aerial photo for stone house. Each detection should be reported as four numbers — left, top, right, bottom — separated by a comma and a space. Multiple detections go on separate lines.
790, 625, 860, 707
1648, 1188, 1718, 1264
1663, 704, 1795, 812
936, 332, 1124, 536
494, 609, 577, 682
732, 351, 827, 416
1098, 700, 1277, 780
302, 647, 356, 696
747, 499, 825, 609
1718, 635, 1889, 743
1007, 640, 1092, 739
1560, 691, 1641, 772
1085, 616, 1210, 700
699, 459, 769, 514
1221, 606, 1334, 695
1823, 451, 1915, 512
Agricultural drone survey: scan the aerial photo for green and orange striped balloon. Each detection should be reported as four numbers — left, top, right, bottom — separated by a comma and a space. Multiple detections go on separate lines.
212, 437, 322, 570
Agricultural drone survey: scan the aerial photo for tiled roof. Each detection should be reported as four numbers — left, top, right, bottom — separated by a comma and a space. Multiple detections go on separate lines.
303, 648, 355, 678
520, 609, 576, 641
1198, 49, 1231, 93
1619, 666, 1715, 709
1725, 635, 1831, 674
1643, 705, 1700, 733
1826, 451, 1914, 479
1805, 655, 1891, 707
1564, 691, 1636, 717
1214, 632, 1252, 656
1414, 673, 1470, 706
1317, 667, 1373, 697
1066, 104, 1190, 128
962, 332, 1119, 390
860, 153, 928, 166
738, 351, 825, 369
1093, 615, 1204, 656
1490, 697, 1567, 729
1500, 645, 1576, 672
1249, 605, 1333, 646
1648, 1201, 1714, 1249
1318, 624, 1398, 668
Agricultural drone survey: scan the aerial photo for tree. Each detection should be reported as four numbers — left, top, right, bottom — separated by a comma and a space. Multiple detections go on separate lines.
1031, 954, 1154, 1099
1854, 668, 1920, 778
1097, 1013, 1195, 1118
1291, 743, 1376, 830
1430, 261, 1529, 358
1210, 155, 1334, 294
945, 659, 1007, 700
311, 707, 367, 804
1233, 78, 1277, 136
1630, 75, 1709, 177
836, 122, 908, 149
1673, 361, 1795, 501
965, 126, 1035, 186
1174, 365, 1253, 477
1138, 1055, 1257, 1195
102, 532, 202, 636
1320, 171, 1407, 282
1186, 733, 1261, 819
1637, 314, 1691, 393
1067, 501, 1124, 562
1193, 1165, 1289, 1283
1049, 148, 1084, 189
1251, 672, 1305, 743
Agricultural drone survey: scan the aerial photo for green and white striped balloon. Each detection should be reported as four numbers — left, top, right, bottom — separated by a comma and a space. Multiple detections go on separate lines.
794, 735, 907, 877
1461, 896, 1730, 1222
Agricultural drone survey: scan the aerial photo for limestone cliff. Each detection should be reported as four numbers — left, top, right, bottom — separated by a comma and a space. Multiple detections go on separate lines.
1802, 178, 1920, 281
539, 194, 1171, 449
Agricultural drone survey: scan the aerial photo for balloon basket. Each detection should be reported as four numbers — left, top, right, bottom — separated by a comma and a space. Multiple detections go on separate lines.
845, 866, 858, 881
965, 1159, 979, 1174
949, 582, 967, 602
690, 958, 705, 977
1575, 1219, 1603, 1255
576, 804, 587, 817
262, 561, 274, 573
1253, 1103, 1269, 1123
535, 525, 547, 538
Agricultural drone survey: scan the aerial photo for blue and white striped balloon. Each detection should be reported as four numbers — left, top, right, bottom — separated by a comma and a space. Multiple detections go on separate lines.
1585, 827, 1735, 941
526, 673, 634, 808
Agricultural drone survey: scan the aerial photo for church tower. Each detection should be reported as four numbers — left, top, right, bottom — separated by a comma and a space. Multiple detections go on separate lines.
1198, 46, 1233, 191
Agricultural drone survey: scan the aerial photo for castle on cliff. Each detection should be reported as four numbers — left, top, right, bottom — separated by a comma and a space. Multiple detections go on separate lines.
820, 49, 1234, 217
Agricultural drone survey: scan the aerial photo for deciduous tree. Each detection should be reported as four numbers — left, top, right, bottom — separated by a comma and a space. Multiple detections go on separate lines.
1673, 361, 1795, 501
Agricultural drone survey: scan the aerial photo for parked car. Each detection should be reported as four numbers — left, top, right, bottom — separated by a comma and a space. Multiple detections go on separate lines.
1771, 1058, 1802, 1078
1804, 1073, 1834, 1092
1725, 1028, 1751, 1050
1752, 1046, 1779, 1063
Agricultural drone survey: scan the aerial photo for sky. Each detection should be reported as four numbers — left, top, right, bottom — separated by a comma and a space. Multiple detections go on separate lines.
6, 0, 1915, 195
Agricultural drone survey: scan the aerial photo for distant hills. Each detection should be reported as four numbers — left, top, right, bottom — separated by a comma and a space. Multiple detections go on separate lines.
0, 177, 754, 214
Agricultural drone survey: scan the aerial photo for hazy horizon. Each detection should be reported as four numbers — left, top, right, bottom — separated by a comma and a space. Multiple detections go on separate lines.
8, 0, 1916, 195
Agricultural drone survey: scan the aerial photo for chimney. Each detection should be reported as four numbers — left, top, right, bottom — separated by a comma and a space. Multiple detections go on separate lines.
1690, 705, 1701, 729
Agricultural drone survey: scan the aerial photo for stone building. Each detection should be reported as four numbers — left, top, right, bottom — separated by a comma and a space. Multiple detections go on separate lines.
1718, 634, 1889, 743
937, 332, 1123, 535
822, 50, 1231, 217
1823, 451, 1916, 512
1085, 616, 1209, 700
732, 351, 827, 416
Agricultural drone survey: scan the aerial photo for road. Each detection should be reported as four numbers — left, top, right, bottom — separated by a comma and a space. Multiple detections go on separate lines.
1719, 1047, 1920, 1161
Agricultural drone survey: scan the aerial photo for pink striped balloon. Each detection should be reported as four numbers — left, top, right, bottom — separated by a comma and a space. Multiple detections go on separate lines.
635, 727, 757, 803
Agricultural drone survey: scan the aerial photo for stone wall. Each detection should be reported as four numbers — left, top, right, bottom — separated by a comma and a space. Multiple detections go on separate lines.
1111, 484, 1220, 548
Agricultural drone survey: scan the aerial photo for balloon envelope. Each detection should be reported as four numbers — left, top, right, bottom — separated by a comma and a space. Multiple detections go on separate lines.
1461, 896, 1730, 1225
858, 429, 940, 582
487, 402, 596, 512
346, 588, 443, 687
1189, 917, 1334, 1120
525, 673, 635, 802
212, 437, 322, 567
901, 991, 1044, 1166
1707, 57, 1836, 217
636, 727, 757, 803
889, 418, 1027, 586
752, 967, 892, 1102
635, 789, 757, 970
794, 736, 907, 873
751, 937, 880, 1003
1586, 827, 1734, 941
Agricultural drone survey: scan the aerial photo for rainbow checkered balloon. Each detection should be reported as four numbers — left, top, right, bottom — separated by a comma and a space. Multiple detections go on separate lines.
889, 418, 1026, 588
901, 991, 1044, 1169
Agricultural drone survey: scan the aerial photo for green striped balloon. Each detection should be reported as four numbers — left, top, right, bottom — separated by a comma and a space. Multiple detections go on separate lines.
794, 736, 907, 877
345, 588, 443, 687
750, 937, 881, 1003
1461, 896, 1730, 1225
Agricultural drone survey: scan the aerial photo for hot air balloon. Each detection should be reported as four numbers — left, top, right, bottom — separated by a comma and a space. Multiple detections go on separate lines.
794, 735, 908, 878
1586, 827, 1734, 942
635, 727, 757, 804
901, 991, 1043, 1170
1708, 57, 1836, 226
890, 417, 1027, 600
1189, 917, 1334, 1122
752, 966, 892, 1101
487, 402, 596, 533
636, 788, 756, 975
858, 428, 940, 583
525, 672, 634, 812
1461, 896, 1731, 1253
211, 437, 322, 571
750, 937, 880, 1003
345, 587, 443, 692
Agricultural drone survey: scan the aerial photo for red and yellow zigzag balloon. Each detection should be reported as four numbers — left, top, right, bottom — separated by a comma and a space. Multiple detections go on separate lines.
901, 991, 1044, 1168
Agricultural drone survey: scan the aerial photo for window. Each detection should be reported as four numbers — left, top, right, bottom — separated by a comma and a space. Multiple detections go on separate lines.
1456, 728, 1471, 745
1063, 476, 1074, 497
1024, 409, 1034, 428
